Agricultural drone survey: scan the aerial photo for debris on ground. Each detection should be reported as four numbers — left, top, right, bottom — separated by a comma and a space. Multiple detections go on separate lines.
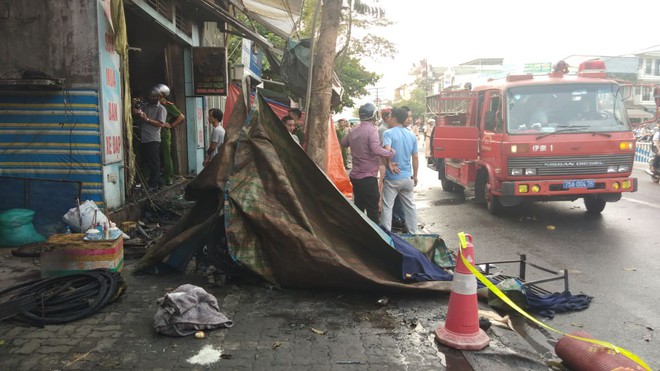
478, 310, 515, 331
310, 327, 326, 335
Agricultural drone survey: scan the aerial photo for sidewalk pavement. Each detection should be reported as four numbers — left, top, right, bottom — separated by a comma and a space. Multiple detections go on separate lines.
0, 250, 557, 370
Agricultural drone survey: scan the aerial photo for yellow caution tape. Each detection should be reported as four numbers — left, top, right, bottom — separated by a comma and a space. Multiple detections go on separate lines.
456, 232, 651, 371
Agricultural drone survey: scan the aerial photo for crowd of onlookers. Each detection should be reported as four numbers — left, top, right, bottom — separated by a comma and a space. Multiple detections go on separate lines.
334, 104, 437, 234
274, 102, 439, 235
635, 122, 658, 142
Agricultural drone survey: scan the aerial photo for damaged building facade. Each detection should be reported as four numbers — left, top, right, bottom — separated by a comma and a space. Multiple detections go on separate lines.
0, 0, 297, 222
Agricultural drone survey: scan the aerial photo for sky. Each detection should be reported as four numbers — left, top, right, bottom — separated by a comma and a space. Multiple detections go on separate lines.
354, 0, 660, 105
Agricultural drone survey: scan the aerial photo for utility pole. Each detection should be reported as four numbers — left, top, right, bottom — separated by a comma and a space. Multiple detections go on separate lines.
366, 86, 385, 107
425, 58, 430, 120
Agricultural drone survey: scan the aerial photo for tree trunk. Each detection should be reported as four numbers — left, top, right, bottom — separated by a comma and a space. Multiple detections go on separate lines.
306, 0, 341, 170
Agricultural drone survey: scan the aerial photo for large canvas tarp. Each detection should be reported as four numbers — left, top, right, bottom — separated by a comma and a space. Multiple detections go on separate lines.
136, 94, 451, 292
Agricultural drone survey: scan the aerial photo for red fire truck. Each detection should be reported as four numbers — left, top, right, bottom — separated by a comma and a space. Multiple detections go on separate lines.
428, 61, 639, 214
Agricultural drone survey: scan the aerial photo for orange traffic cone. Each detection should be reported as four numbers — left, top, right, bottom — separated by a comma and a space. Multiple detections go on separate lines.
435, 233, 490, 350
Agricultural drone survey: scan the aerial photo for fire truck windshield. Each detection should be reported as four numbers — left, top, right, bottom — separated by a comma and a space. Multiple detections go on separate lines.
505, 83, 630, 135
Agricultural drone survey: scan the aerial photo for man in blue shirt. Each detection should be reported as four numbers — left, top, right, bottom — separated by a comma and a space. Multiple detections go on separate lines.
380, 107, 419, 233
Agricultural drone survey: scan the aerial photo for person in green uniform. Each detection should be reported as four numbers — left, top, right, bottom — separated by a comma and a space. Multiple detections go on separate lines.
335, 118, 349, 168
156, 84, 185, 186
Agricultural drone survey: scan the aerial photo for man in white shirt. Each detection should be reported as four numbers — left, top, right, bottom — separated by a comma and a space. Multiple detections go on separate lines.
282, 115, 301, 145
204, 108, 225, 167
133, 87, 170, 190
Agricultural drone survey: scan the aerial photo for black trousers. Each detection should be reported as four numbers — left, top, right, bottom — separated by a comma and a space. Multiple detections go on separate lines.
350, 176, 379, 223
141, 141, 161, 188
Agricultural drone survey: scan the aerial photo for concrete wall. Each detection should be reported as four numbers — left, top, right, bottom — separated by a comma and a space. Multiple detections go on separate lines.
0, 0, 99, 88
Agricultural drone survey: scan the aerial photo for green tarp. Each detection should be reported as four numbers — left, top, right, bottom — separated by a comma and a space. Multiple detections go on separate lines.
136, 94, 451, 292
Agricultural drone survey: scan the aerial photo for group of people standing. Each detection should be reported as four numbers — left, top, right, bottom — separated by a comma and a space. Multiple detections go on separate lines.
340, 103, 419, 234
132, 84, 224, 191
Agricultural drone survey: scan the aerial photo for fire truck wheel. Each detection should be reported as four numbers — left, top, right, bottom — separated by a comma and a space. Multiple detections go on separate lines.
441, 179, 456, 192
484, 176, 503, 215
583, 196, 606, 214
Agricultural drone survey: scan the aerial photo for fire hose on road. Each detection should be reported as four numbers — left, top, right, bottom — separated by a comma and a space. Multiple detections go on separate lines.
0, 269, 126, 326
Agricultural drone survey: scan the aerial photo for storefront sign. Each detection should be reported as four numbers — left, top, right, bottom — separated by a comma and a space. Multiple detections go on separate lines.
241, 39, 262, 79
192, 47, 227, 95
98, 0, 122, 164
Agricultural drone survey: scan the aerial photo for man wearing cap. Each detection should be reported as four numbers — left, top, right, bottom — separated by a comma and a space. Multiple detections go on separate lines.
156, 84, 185, 186
133, 87, 170, 191
341, 103, 395, 223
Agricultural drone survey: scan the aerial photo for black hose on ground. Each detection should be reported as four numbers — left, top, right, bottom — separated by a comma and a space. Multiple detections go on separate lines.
0, 269, 126, 326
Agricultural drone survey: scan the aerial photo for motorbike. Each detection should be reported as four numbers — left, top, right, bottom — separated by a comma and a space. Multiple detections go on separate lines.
644, 156, 660, 183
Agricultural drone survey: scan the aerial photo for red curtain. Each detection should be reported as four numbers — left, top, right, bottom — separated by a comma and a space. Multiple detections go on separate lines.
224, 84, 300, 127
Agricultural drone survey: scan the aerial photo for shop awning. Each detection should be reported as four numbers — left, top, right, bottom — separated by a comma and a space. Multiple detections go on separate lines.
231, 0, 304, 39
190, 0, 275, 49
190, 0, 304, 46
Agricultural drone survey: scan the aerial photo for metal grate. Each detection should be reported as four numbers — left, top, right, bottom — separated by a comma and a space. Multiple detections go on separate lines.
508, 154, 634, 176
175, 6, 192, 36
145, 0, 170, 19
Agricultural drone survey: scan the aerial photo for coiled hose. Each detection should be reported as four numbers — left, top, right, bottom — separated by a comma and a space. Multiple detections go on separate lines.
0, 269, 126, 327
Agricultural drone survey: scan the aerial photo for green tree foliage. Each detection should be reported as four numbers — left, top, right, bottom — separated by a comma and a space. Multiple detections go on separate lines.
222, 2, 394, 113
335, 56, 379, 111
296, 2, 395, 112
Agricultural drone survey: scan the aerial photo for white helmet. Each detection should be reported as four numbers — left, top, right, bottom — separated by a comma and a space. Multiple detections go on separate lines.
155, 84, 170, 98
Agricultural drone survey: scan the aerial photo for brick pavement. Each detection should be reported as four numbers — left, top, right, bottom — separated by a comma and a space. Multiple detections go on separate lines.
0, 252, 554, 370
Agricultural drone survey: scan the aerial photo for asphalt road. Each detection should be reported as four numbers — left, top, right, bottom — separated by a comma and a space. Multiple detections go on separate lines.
415, 158, 660, 370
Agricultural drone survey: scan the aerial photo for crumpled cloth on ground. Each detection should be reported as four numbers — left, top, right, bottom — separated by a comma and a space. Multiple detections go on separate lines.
527, 291, 593, 319
154, 284, 233, 336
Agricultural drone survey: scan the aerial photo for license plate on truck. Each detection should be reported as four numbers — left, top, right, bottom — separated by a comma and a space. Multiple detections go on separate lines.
563, 179, 595, 189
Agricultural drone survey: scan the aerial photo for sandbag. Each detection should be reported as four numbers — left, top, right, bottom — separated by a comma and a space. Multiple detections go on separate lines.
62, 200, 108, 232
0, 208, 46, 247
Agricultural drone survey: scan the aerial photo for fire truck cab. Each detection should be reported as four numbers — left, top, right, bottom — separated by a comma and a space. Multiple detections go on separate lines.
428, 61, 638, 214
